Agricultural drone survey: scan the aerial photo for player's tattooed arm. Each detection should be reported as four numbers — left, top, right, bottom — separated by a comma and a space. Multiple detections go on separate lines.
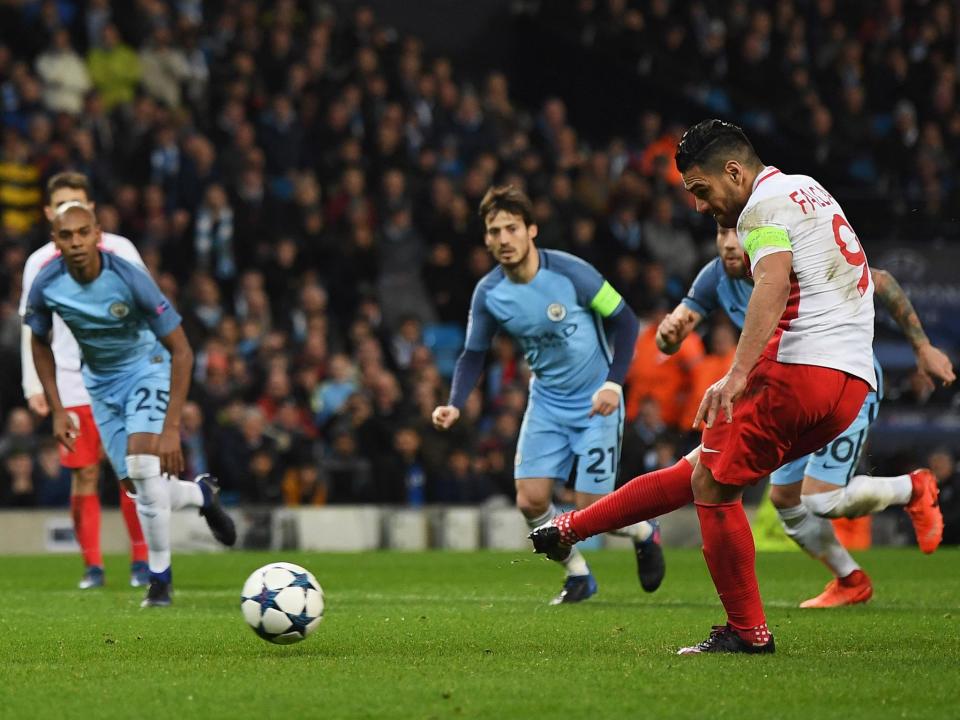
871, 268, 955, 388
871, 268, 928, 349
656, 304, 702, 355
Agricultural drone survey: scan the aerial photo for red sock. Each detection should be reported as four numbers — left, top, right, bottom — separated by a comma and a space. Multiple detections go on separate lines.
120, 490, 148, 563
696, 500, 769, 644
71, 494, 102, 568
570, 459, 695, 540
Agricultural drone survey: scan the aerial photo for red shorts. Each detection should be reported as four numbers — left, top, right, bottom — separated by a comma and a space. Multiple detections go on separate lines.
700, 358, 869, 486
60, 405, 103, 469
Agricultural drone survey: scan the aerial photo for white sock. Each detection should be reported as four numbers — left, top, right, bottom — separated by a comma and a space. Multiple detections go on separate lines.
608, 521, 654, 543
526, 504, 591, 577
127, 455, 171, 575
167, 476, 204, 510
804, 474, 912, 518
777, 503, 859, 578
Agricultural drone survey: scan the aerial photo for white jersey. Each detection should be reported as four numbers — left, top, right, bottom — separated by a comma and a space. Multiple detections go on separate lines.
19, 232, 146, 407
736, 167, 877, 389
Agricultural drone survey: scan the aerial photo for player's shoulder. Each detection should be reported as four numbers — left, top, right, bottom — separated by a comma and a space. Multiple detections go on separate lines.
102, 250, 149, 277
474, 265, 507, 298
31, 253, 67, 291
739, 168, 810, 233
540, 248, 599, 277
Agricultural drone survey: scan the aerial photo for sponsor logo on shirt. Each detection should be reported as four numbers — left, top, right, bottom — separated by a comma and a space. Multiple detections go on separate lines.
546, 303, 567, 321
109, 302, 130, 318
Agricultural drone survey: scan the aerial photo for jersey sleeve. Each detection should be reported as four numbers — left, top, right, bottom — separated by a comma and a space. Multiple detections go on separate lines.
463, 281, 497, 352
548, 250, 625, 317
110, 256, 182, 338
681, 260, 721, 317
738, 196, 794, 268
23, 268, 54, 337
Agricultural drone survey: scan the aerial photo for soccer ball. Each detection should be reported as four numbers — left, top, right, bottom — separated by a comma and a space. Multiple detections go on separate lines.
240, 562, 325, 644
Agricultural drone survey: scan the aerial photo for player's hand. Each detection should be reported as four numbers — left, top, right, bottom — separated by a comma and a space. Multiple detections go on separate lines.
915, 343, 955, 391
432, 405, 460, 430
694, 368, 748, 429
589, 386, 621, 417
656, 313, 685, 351
52, 409, 78, 453
158, 426, 184, 477
27, 393, 50, 418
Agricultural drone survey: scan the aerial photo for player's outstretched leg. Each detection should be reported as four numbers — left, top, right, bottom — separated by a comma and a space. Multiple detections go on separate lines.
529, 458, 693, 574
802, 470, 943, 553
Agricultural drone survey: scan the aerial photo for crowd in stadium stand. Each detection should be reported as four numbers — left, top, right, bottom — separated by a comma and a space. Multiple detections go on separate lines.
0, 1, 956, 534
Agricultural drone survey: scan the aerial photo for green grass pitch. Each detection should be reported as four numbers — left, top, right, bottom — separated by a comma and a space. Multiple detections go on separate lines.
3, 548, 958, 719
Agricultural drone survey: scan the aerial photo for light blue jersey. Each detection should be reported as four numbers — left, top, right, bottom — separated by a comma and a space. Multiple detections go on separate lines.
25, 252, 181, 377
25, 252, 183, 478
464, 249, 632, 491
683, 256, 882, 486
465, 249, 620, 416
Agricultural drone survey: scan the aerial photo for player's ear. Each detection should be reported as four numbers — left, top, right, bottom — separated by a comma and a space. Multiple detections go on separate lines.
43, 206, 55, 223
528, 223, 538, 241
725, 160, 743, 185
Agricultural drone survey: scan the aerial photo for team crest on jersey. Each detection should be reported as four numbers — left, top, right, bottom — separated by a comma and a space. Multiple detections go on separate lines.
109, 302, 130, 318
546, 303, 567, 322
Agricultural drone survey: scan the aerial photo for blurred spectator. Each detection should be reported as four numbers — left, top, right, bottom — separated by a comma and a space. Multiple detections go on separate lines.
0, 445, 36, 507
35, 29, 91, 115
313, 354, 358, 427
86, 24, 141, 111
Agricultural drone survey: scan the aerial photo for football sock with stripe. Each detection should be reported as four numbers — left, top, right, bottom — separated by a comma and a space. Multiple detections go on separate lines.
697, 499, 769, 644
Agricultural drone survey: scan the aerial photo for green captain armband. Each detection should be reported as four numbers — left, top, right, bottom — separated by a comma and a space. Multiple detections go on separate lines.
743, 226, 792, 264
589, 281, 623, 317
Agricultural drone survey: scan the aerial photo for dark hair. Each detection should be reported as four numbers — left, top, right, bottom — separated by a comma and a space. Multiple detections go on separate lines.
46, 171, 91, 202
674, 119, 760, 173
478, 185, 534, 227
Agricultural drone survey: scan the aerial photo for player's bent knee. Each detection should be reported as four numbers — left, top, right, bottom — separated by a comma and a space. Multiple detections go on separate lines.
802, 489, 845, 518
514, 484, 551, 518
769, 483, 802, 509
126, 454, 160, 481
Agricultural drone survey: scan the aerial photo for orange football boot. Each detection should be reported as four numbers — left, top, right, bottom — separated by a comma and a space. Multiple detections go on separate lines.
800, 569, 873, 608
905, 469, 943, 554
